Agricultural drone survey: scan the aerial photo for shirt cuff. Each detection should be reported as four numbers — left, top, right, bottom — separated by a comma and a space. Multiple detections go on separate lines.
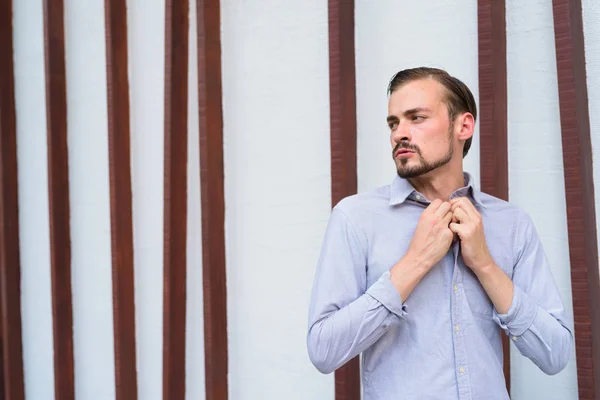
366, 271, 408, 319
493, 284, 538, 336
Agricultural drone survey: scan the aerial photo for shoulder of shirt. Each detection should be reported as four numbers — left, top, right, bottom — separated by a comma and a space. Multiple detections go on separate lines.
331, 184, 392, 218
477, 191, 534, 226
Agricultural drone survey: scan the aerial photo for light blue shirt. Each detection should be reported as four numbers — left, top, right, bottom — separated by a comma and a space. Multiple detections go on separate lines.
307, 173, 573, 400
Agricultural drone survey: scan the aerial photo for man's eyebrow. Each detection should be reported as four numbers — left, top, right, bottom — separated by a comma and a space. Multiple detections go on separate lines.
403, 107, 432, 116
387, 108, 433, 123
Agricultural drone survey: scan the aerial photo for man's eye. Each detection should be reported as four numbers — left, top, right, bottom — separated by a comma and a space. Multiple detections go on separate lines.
412, 115, 425, 122
389, 122, 398, 130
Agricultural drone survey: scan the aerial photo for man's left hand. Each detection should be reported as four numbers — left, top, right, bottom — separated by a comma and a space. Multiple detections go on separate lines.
449, 197, 494, 273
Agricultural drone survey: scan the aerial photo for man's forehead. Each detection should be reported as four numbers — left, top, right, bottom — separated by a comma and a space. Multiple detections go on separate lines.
388, 79, 445, 113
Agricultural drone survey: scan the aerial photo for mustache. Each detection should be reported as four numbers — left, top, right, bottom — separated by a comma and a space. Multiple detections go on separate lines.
393, 142, 421, 156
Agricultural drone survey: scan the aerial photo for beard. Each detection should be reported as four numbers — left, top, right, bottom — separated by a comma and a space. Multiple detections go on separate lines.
394, 130, 454, 179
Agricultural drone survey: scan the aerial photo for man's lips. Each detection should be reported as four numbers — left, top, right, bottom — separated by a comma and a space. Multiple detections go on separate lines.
395, 149, 415, 158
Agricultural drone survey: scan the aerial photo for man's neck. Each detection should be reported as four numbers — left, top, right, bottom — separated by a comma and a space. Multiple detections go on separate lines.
407, 167, 465, 202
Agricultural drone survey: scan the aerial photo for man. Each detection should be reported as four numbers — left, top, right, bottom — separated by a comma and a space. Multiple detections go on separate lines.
307, 67, 573, 399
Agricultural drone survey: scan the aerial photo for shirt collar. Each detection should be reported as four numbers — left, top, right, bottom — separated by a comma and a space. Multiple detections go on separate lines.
389, 172, 486, 209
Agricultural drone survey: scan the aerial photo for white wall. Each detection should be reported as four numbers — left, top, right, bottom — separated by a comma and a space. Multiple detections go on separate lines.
221, 1, 333, 399
13, 0, 55, 398
355, 0, 480, 193
506, 0, 577, 398
15, 1, 207, 399
10, 1, 600, 399
184, 1, 206, 398
583, 0, 600, 273
127, 1, 165, 398
126, 1, 207, 399
64, 0, 117, 398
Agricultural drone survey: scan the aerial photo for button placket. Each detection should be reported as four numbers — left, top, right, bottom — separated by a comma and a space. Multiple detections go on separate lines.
451, 242, 471, 399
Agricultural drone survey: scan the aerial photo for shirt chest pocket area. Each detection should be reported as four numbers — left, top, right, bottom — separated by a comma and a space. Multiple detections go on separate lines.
462, 269, 494, 318
460, 253, 513, 319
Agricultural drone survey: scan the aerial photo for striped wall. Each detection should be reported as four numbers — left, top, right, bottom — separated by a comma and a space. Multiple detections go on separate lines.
584, 0, 600, 297
507, 1, 578, 399
2, 1, 600, 399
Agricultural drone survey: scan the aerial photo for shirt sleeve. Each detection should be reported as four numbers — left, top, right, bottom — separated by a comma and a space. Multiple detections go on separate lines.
492, 213, 574, 375
307, 207, 407, 374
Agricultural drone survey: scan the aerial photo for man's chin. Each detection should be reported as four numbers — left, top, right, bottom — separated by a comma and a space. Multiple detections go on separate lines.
396, 164, 432, 179
397, 169, 423, 179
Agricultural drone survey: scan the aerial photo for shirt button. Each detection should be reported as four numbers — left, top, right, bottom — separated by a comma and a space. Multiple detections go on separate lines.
512, 336, 517, 341
453, 284, 458, 292
459, 366, 465, 374
455, 325, 460, 333
416, 195, 421, 200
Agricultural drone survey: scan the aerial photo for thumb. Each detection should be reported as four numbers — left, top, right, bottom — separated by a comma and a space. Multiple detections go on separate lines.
449, 222, 464, 235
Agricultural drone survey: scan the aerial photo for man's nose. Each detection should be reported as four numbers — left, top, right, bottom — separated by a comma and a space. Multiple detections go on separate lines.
392, 121, 412, 143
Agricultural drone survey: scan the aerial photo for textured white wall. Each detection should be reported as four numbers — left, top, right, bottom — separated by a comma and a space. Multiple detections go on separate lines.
221, 1, 333, 399
64, 0, 117, 398
355, 0, 480, 192
127, 1, 165, 398
13, 0, 55, 398
583, 0, 600, 274
506, 0, 577, 399
15, 1, 205, 399
127, 1, 207, 399
185, 1, 206, 398
11, 1, 600, 399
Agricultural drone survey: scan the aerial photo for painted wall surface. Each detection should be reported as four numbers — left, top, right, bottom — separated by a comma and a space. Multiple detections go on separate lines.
64, 0, 117, 398
506, 0, 577, 399
14, 0, 207, 399
221, 1, 333, 399
127, 0, 166, 398
583, 0, 600, 274
184, 2, 207, 399
13, 0, 55, 398
9, 1, 600, 399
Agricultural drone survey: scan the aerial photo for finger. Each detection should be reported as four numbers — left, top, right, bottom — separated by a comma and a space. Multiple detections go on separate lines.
449, 222, 467, 237
451, 197, 478, 219
443, 210, 453, 226
452, 212, 459, 224
425, 199, 443, 214
434, 201, 452, 218
428, 198, 443, 209
453, 207, 469, 224
450, 197, 469, 211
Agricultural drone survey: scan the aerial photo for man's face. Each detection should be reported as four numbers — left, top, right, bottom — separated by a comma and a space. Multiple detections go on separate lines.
387, 79, 455, 179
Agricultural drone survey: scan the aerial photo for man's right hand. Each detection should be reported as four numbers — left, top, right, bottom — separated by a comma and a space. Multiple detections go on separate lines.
406, 199, 454, 270
390, 199, 453, 301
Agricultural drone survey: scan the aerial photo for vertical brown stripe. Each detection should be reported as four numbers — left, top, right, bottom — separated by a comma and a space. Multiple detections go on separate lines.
42, 0, 75, 398
477, 0, 510, 391
552, 1, 600, 398
328, 1, 360, 399
163, 0, 189, 399
0, 0, 25, 398
104, 1, 138, 398
196, 1, 228, 399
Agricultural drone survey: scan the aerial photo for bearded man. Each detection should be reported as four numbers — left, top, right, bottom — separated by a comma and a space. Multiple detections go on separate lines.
307, 67, 572, 400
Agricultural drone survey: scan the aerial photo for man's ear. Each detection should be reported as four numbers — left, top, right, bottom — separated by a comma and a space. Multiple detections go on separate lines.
456, 112, 475, 141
